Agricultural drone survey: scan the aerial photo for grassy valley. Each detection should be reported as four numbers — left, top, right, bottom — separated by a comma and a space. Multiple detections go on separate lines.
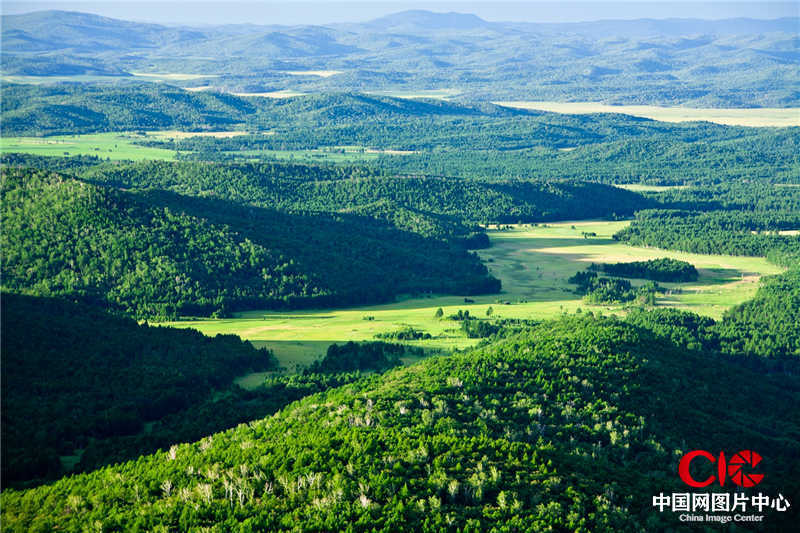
162, 220, 786, 369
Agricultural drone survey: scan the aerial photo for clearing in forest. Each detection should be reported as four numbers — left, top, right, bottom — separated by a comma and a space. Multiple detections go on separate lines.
160, 220, 782, 369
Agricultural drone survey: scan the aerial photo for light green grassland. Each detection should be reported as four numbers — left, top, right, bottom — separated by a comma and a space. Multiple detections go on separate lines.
2, 72, 219, 84
161, 220, 783, 370
1, 133, 177, 160
1, 133, 414, 164
494, 101, 800, 127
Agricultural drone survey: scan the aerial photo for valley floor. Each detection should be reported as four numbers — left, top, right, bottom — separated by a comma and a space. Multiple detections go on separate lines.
160, 220, 782, 372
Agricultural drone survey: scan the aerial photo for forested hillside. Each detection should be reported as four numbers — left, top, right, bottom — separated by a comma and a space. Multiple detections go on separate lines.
0, 292, 277, 486
717, 268, 800, 358
614, 210, 800, 264
2, 317, 798, 531
0, 83, 258, 135
1, 167, 499, 317
3, 156, 653, 229
5, 86, 797, 184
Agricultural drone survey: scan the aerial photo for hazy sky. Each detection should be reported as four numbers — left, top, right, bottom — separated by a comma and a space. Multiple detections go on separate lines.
2, 1, 798, 25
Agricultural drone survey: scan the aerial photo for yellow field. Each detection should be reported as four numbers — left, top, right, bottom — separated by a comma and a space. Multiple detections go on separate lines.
233, 90, 307, 98
366, 89, 462, 100
160, 220, 782, 369
614, 184, 689, 192
493, 101, 800, 127
130, 72, 220, 81
284, 70, 342, 77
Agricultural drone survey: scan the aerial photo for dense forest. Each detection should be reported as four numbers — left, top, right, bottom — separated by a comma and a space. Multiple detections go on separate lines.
2, 316, 798, 531
4, 86, 798, 184
717, 268, 800, 358
567, 271, 660, 305
614, 209, 800, 264
1, 166, 499, 318
0, 292, 277, 486
2, 155, 653, 231
1, 292, 426, 488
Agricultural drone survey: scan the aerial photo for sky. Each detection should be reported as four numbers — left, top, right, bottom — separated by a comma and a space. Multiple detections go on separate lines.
1, 1, 798, 26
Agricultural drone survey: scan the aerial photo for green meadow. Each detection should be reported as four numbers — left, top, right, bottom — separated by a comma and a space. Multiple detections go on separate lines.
0, 133, 177, 160
1, 133, 417, 165
161, 220, 782, 369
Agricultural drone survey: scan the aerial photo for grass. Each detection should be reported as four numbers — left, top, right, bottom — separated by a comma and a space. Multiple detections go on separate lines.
234, 90, 307, 98
614, 183, 689, 192
493, 101, 800, 127
0, 133, 177, 160
366, 89, 461, 100
284, 70, 342, 77
129, 72, 220, 81
0, 132, 414, 164
159, 220, 782, 370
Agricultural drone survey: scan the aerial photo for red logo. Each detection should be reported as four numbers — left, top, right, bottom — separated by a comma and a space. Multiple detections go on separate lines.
678, 450, 764, 488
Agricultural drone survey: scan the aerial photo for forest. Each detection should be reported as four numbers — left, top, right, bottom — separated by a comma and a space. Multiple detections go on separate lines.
1, 166, 499, 318
3, 10, 798, 106
4, 86, 799, 184
0, 292, 277, 486
2, 315, 798, 532
2, 154, 653, 236
587, 258, 698, 282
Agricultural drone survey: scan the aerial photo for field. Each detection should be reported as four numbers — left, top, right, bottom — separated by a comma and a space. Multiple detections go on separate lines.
493, 101, 800, 127
614, 183, 689, 192
284, 70, 342, 77
144, 130, 253, 139
0, 133, 177, 160
129, 72, 220, 81
233, 90, 307, 98
161, 220, 783, 371
366, 88, 461, 99
0, 132, 417, 164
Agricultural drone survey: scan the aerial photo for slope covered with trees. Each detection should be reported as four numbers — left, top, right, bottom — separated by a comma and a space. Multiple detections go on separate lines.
3, 155, 653, 230
1, 167, 499, 318
4, 86, 798, 185
614, 209, 800, 264
2, 317, 798, 531
0, 292, 277, 487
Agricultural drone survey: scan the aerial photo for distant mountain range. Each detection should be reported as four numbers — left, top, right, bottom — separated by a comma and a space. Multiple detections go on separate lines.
2, 10, 799, 106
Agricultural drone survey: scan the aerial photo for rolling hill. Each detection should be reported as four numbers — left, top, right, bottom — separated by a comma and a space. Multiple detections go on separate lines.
2, 316, 798, 531
1, 166, 499, 318
3, 10, 798, 106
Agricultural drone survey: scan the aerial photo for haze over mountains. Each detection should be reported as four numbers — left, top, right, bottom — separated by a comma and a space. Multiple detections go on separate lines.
3, 9, 798, 106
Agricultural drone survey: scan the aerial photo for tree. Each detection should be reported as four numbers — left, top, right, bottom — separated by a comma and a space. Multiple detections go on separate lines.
434, 308, 444, 318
